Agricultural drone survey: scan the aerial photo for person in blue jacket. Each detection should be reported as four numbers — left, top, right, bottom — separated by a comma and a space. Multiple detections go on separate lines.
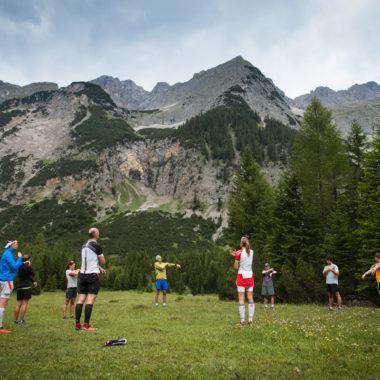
0, 240, 23, 333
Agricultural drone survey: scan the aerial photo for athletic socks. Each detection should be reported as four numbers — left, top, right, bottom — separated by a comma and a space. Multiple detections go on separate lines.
0, 307, 4, 328
84, 304, 93, 324
75, 303, 83, 324
248, 303, 255, 322
238, 304, 245, 323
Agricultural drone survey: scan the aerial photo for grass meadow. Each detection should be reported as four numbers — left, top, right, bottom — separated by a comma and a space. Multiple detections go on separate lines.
0, 291, 378, 379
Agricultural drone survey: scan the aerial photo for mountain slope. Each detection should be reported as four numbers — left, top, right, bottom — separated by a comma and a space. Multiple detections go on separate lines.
91, 56, 299, 128
0, 80, 58, 103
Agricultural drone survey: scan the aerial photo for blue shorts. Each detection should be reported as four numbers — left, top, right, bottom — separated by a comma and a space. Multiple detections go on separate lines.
156, 280, 168, 290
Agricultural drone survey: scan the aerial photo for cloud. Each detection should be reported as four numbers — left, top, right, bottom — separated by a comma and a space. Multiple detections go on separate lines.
0, 0, 379, 98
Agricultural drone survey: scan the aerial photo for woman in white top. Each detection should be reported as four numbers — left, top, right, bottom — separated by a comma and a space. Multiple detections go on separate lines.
62, 261, 79, 319
230, 237, 255, 326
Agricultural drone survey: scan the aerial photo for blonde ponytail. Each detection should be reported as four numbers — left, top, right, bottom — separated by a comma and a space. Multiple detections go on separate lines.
241, 237, 251, 256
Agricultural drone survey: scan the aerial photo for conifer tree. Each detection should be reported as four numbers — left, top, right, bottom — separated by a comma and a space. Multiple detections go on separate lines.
292, 97, 348, 237
226, 145, 272, 254
356, 123, 380, 271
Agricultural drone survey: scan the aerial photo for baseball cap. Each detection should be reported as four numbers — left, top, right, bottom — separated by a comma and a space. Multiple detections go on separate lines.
264, 263, 270, 266
156, 255, 162, 260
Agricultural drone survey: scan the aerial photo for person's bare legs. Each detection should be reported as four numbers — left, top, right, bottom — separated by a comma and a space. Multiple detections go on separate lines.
336, 292, 342, 308
264, 295, 268, 308
155, 290, 160, 303
19, 300, 29, 321
14, 300, 22, 320
0, 298, 9, 308
328, 291, 334, 308
270, 295, 275, 308
163, 290, 167, 304
70, 298, 75, 317
62, 298, 70, 317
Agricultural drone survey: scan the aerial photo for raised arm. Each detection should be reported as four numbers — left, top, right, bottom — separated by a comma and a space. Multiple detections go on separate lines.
5, 251, 23, 270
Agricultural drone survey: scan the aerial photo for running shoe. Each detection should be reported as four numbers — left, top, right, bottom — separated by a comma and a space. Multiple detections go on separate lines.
328, 307, 333, 311
155, 303, 159, 307
82, 326, 98, 331
70, 315, 74, 319
19, 320, 28, 325
63, 316, 67, 320
337, 307, 342, 312
235, 322, 245, 327
162, 304, 167, 308
247, 321, 253, 326
14, 320, 20, 324
0, 328, 12, 333
75, 323, 82, 331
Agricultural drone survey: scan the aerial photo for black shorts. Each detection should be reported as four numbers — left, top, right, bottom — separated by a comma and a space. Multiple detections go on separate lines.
377, 282, 380, 291
326, 283, 339, 292
66, 287, 78, 299
17, 288, 32, 300
79, 273, 101, 295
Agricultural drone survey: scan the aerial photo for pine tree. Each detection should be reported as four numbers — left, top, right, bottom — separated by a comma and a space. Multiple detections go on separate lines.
292, 97, 348, 237
356, 123, 380, 293
226, 145, 272, 254
268, 170, 305, 267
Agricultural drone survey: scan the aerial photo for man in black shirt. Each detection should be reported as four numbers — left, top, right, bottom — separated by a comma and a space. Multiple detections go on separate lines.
14, 255, 37, 324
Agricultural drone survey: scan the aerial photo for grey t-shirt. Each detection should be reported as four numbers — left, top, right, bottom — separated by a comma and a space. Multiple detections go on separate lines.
262, 269, 274, 287
66, 269, 78, 288
324, 264, 339, 284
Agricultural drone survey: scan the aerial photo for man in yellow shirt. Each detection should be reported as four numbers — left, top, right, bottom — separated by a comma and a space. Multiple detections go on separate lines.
362, 251, 380, 296
154, 255, 181, 307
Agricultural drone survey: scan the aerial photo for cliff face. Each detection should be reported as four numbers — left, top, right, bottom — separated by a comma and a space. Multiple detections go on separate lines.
0, 83, 231, 218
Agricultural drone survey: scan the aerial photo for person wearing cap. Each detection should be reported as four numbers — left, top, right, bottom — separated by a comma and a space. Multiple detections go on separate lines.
261, 263, 277, 310
0, 240, 24, 333
154, 255, 181, 307
362, 251, 380, 296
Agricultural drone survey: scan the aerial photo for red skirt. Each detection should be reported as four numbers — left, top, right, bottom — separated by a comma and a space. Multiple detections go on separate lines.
236, 274, 254, 287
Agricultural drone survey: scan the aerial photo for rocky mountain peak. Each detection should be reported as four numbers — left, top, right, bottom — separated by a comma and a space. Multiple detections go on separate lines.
91, 56, 296, 127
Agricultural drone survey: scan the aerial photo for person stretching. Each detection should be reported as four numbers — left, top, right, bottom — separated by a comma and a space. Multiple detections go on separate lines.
14, 255, 38, 324
75, 228, 106, 331
362, 251, 380, 296
0, 240, 23, 333
229, 237, 255, 326
154, 255, 181, 307
323, 256, 342, 311
63, 260, 80, 319
261, 263, 277, 310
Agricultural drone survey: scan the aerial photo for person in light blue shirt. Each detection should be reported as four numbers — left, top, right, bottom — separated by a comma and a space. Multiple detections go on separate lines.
322, 256, 342, 311
0, 240, 23, 333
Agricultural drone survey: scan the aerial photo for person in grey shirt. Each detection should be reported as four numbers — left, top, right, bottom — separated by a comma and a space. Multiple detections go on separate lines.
62, 260, 80, 319
322, 256, 342, 311
261, 263, 277, 310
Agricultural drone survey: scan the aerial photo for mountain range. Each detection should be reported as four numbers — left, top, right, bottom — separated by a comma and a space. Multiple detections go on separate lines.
0, 56, 379, 245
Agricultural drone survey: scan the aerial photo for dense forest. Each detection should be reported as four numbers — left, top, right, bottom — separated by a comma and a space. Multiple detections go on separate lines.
2, 98, 380, 305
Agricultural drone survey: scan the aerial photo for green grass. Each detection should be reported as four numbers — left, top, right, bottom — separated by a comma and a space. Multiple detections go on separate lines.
0, 291, 378, 379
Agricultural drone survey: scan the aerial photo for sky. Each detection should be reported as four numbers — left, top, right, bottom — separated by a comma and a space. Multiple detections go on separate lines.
0, 0, 379, 98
